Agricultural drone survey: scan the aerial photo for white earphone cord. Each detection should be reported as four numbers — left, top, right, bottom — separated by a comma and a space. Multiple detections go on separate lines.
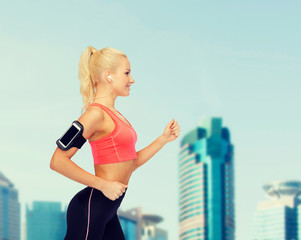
94, 77, 115, 99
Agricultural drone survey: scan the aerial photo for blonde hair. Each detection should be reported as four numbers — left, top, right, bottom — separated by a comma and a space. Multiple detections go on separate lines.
78, 46, 127, 112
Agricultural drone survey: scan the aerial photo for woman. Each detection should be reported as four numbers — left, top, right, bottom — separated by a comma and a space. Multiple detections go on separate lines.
50, 46, 181, 240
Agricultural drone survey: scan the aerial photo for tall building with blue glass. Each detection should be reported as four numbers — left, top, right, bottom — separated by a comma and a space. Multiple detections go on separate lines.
178, 117, 235, 240
0, 171, 20, 240
26, 201, 66, 240
253, 180, 301, 240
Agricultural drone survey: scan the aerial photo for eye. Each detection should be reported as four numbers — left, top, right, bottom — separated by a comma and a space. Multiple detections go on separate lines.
126, 72, 129, 75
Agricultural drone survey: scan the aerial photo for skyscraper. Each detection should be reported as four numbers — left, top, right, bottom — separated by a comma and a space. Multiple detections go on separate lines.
253, 180, 301, 240
26, 201, 66, 240
178, 117, 235, 240
0, 171, 21, 240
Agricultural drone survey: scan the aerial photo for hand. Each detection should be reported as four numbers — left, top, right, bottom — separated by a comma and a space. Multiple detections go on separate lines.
101, 180, 128, 201
161, 118, 181, 143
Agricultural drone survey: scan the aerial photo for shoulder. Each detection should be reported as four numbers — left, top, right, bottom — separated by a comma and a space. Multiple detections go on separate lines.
77, 105, 105, 139
85, 105, 105, 119
51, 105, 105, 159
80, 105, 104, 123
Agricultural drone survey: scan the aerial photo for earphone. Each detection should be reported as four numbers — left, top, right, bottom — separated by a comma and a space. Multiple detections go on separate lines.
93, 75, 115, 99
108, 75, 114, 81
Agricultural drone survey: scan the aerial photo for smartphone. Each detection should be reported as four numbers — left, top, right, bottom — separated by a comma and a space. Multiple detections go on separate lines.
57, 121, 82, 149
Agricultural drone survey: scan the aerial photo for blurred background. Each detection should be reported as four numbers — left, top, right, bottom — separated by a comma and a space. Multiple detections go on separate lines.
1, 0, 301, 239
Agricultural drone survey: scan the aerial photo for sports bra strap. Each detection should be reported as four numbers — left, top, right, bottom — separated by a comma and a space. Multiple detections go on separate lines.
89, 103, 117, 118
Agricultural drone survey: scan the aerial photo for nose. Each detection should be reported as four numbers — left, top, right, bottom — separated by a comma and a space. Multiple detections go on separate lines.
130, 75, 135, 84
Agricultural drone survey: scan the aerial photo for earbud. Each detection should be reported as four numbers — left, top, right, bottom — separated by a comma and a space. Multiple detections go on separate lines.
108, 75, 114, 81
94, 74, 115, 99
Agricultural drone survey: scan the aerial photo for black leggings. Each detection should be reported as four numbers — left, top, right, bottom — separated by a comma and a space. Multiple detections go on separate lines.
64, 186, 127, 240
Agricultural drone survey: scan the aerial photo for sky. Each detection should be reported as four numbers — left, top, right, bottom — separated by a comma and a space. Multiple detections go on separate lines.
1, 0, 301, 239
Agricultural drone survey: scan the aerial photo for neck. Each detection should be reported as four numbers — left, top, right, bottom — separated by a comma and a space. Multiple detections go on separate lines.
92, 99, 116, 110
93, 83, 117, 109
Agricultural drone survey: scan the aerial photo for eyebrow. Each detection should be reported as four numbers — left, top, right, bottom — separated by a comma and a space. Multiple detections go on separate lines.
126, 69, 131, 71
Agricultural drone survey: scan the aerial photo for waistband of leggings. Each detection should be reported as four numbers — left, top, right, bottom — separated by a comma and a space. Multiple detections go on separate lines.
86, 186, 128, 193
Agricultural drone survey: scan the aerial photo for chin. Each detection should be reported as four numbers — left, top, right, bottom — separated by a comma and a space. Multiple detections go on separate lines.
120, 92, 130, 97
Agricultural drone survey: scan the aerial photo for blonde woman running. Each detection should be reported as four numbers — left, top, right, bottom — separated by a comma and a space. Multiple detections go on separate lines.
50, 46, 180, 240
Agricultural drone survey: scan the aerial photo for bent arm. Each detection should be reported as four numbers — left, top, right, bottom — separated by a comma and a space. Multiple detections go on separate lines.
133, 135, 168, 172
50, 147, 107, 190
50, 106, 107, 190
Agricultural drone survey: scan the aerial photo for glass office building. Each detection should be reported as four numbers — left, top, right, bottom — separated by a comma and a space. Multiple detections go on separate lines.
253, 181, 301, 240
178, 117, 235, 240
0, 171, 20, 240
26, 201, 66, 240
119, 214, 139, 240
118, 207, 142, 240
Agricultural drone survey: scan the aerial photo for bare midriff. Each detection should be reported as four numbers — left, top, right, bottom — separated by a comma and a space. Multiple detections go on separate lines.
88, 105, 137, 186
94, 158, 136, 185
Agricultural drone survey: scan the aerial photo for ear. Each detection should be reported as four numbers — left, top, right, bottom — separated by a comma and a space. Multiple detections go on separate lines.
103, 70, 112, 82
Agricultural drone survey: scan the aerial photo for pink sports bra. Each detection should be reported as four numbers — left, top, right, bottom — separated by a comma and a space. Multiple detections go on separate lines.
88, 103, 137, 165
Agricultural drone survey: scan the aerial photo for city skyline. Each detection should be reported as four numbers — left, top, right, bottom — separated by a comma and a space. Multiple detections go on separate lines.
0, 171, 167, 240
1, 1, 301, 239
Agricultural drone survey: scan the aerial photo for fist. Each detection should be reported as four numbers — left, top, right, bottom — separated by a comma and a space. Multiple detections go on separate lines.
162, 118, 181, 143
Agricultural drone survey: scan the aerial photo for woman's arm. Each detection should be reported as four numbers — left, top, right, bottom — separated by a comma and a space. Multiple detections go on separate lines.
50, 107, 107, 191
133, 119, 180, 172
50, 147, 107, 190
133, 135, 168, 172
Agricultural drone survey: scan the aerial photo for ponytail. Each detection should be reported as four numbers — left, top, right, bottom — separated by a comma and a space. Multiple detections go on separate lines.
78, 46, 97, 113
78, 46, 127, 113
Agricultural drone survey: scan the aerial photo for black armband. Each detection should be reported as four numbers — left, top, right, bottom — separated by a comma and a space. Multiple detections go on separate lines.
56, 120, 86, 151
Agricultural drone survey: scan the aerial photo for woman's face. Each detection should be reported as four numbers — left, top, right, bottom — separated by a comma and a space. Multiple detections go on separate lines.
112, 57, 135, 96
